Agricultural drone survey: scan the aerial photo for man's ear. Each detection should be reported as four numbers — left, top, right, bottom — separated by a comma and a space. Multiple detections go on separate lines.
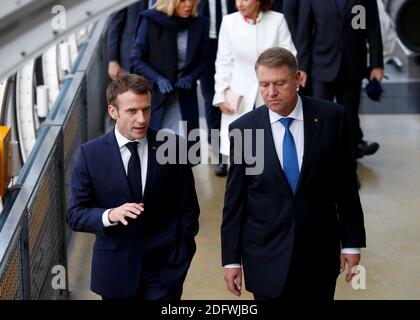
296, 71, 301, 88
108, 104, 118, 120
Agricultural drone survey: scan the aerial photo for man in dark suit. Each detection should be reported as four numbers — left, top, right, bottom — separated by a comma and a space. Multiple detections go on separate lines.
280, 0, 313, 96
296, 0, 384, 159
281, 0, 298, 41
222, 47, 366, 300
198, 0, 235, 176
67, 74, 200, 300
107, 0, 150, 80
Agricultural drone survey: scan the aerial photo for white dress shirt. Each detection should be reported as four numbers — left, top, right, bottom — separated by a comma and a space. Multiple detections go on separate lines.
269, 96, 304, 171
209, 0, 228, 39
102, 127, 148, 227
224, 96, 360, 268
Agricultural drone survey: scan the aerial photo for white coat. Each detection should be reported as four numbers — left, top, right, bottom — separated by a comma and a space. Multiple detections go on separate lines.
213, 10, 297, 156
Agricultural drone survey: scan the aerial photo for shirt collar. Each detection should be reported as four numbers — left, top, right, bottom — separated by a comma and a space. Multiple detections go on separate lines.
114, 126, 147, 149
242, 10, 263, 25
269, 95, 303, 125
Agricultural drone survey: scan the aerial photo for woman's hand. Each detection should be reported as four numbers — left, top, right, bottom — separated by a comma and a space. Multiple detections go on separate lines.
175, 76, 193, 89
217, 101, 236, 115
156, 76, 174, 94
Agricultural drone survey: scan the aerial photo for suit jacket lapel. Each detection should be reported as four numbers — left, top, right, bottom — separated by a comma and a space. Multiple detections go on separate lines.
330, 0, 353, 30
330, 0, 343, 18
296, 96, 322, 193
104, 130, 133, 200
259, 106, 293, 193
142, 129, 158, 205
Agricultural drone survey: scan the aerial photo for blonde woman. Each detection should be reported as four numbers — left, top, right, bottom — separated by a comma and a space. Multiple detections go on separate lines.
131, 0, 209, 140
213, 0, 297, 156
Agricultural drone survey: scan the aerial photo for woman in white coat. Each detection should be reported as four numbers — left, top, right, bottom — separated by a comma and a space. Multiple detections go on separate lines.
213, 0, 297, 156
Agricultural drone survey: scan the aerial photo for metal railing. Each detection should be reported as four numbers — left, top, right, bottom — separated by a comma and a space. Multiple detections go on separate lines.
0, 17, 109, 300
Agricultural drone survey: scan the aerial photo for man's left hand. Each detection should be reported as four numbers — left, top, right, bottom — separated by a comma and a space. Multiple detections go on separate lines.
370, 68, 384, 82
340, 253, 361, 283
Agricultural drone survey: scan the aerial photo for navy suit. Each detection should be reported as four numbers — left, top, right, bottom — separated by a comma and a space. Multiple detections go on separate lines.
296, 0, 383, 82
107, 0, 148, 71
295, 0, 383, 151
282, 0, 299, 41
67, 129, 200, 299
221, 96, 366, 298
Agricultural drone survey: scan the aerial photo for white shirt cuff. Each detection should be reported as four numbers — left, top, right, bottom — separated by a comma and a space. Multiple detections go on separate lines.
213, 91, 226, 106
342, 248, 361, 254
224, 263, 241, 268
102, 209, 118, 227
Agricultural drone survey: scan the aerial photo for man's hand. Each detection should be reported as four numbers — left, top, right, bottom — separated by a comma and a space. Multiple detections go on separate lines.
370, 68, 384, 82
224, 268, 242, 296
108, 61, 123, 80
298, 70, 308, 88
340, 253, 361, 283
217, 101, 236, 115
108, 203, 144, 226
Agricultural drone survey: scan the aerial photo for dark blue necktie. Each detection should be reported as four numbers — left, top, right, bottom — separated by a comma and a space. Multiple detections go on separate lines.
126, 141, 143, 202
335, 0, 347, 14
279, 118, 299, 193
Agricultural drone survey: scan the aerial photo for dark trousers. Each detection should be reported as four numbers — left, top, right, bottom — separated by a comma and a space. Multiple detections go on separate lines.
200, 38, 223, 163
253, 278, 336, 301
102, 287, 182, 300
253, 238, 337, 301
102, 250, 183, 301
254, 270, 336, 301
311, 72, 363, 153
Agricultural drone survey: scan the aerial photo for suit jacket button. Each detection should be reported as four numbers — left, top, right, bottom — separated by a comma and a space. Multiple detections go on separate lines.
290, 227, 295, 233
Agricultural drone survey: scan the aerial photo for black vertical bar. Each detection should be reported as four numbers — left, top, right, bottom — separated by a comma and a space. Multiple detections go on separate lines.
20, 209, 31, 300
56, 129, 69, 299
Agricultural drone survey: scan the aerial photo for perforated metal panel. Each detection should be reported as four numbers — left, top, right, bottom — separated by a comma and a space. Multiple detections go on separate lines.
0, 18, 109, 300
0, 239, 23, 300
62, 87, 86, 207
27, 145, 65, 300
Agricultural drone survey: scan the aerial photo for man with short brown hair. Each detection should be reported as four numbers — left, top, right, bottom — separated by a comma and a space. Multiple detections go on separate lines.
68, 74, 200, 300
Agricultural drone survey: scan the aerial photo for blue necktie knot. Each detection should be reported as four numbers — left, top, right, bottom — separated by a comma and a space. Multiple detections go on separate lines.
279, 117, 294, 129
